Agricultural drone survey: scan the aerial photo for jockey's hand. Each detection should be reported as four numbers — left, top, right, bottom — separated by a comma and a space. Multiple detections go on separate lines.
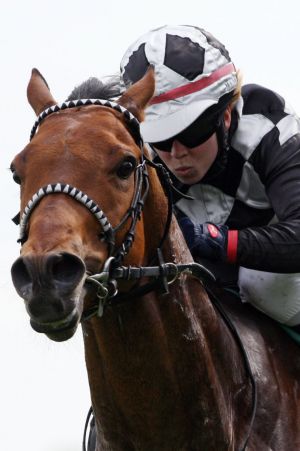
178, 217, 237, 263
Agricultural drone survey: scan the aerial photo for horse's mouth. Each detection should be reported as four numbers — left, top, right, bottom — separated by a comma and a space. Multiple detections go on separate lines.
30, 309, 80, 342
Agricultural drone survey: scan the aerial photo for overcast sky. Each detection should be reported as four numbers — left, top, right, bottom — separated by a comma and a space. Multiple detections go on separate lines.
1, 1, 300, 450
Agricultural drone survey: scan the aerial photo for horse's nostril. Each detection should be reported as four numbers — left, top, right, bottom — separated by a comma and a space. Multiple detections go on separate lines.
50, 253, 86, 286
11, 257, 32, 298
52, 253, 85, 282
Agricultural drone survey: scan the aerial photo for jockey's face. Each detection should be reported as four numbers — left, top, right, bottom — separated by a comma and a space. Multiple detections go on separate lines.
154, 134, 219, 184
153, 107, 231, 185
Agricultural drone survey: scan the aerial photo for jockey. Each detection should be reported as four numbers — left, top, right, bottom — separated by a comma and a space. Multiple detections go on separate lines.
120, 24, 300, 328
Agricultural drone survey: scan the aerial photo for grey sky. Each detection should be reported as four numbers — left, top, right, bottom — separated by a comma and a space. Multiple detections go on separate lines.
1, 1, 300, 449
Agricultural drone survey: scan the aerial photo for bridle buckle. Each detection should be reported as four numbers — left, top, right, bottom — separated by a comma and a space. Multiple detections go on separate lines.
86, 257, 118, 317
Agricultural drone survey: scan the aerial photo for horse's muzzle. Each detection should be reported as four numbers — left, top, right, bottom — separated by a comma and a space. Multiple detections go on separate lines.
11, 252, 86, 338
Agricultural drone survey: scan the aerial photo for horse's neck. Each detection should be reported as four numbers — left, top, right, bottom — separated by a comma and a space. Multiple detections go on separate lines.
82, 174, 247, 449
82, 252, 244, 448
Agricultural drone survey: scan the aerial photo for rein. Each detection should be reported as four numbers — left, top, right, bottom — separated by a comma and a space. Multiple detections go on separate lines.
17, 98, 256, 451
83, 252, 217, 318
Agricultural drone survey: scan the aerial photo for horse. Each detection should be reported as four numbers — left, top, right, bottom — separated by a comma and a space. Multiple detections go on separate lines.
10, 67, 300, 450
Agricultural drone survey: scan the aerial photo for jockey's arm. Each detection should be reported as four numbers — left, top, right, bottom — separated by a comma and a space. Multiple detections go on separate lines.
237, 118, 300, 273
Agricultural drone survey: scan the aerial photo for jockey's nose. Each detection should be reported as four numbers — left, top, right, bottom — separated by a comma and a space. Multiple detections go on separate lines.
11, 252, 86, 321
170, 140, 189, 158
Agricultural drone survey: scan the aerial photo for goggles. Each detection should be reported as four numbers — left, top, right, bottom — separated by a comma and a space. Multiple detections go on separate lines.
151, 111, 223, 152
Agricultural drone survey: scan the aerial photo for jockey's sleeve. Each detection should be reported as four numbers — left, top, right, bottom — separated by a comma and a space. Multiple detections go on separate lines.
237, 117, 300, 273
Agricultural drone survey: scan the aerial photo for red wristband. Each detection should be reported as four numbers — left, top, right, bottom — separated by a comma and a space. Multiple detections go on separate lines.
227, 230, 238, 263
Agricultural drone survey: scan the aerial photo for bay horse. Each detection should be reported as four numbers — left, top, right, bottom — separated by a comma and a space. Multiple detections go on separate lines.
10, 68, 300, 450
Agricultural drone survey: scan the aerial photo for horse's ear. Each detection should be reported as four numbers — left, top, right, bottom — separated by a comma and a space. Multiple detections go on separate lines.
118, 67, 155, 122
27, 68, 57, 116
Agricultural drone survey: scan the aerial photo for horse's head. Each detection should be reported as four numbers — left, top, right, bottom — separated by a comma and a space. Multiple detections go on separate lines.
11, 68, 155, 341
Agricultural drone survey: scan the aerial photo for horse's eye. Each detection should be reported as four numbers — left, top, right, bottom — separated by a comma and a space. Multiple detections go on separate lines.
10, 165, 21, 185
117, 157, 137, 179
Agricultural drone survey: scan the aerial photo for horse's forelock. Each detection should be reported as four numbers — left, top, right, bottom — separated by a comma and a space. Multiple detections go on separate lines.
66, 75, 123, 101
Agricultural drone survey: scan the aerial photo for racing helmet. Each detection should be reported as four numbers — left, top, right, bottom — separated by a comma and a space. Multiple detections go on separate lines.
120, 25, 238, 144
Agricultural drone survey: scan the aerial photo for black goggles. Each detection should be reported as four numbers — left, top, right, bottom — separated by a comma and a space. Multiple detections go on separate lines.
151, 113, 221, 152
